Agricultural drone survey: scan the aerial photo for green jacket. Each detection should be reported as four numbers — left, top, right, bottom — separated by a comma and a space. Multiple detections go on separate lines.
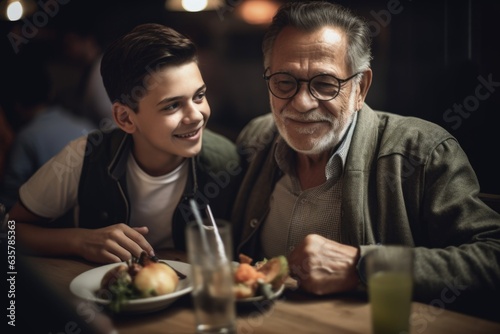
78, 128, 242, 251
231, 104, 500, 319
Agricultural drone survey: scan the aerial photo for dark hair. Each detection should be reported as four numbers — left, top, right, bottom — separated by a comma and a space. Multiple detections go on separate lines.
100, 23, 197, 111
262, 1, 372, 73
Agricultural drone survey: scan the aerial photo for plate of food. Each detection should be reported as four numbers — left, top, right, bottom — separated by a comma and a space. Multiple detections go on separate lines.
233, 254, 289, 304
69, 252, 192, 314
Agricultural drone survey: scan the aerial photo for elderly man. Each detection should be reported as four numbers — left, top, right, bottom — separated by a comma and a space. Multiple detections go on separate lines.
231, 1, 500, 320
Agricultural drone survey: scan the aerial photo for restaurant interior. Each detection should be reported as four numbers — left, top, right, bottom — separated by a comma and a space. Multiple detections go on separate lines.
1, 1, 500, 332
0, 0, 499, 195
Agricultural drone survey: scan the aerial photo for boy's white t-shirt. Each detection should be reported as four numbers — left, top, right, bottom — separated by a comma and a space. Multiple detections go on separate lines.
19, 135, 189, 249
126, 154, 188, 249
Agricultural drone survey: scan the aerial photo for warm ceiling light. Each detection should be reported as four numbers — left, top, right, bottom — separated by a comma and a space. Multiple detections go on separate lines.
165, 0, 221, 12
1, 0, 36, 21
182, 0, 207, 12
6, 1, 23, 21
237, 0, 281, 25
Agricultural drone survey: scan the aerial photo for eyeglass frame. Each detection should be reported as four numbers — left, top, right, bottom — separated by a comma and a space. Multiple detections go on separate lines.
263, 68, 361, 101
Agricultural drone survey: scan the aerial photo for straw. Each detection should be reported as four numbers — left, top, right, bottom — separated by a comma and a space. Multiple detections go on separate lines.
189, 199, 211, 256
205, 204, 227, 262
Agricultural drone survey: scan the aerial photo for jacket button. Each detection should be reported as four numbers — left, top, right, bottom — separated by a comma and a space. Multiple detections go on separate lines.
249, 219, 258, 228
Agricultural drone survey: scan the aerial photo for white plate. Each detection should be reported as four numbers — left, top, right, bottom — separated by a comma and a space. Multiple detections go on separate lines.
69, 260, 192, 314
236, 284, 285, 304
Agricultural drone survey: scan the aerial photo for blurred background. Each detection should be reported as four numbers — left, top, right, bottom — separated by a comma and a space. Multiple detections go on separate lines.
0, 0, 498, 194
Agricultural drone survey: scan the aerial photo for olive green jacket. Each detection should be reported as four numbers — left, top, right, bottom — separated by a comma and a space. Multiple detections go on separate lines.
231, 104, 500, 319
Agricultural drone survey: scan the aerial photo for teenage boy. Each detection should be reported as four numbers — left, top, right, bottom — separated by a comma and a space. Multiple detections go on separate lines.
9, 23, 241, 264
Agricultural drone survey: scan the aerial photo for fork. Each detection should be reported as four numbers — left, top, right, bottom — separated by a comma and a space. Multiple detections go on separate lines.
151, 255, 187, 280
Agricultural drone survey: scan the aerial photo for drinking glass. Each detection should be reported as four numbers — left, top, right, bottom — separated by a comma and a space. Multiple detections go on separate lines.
186, 220, 236, 334
366, 246, 414, 334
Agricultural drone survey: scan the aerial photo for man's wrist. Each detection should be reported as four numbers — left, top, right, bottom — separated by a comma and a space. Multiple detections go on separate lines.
355, 244, 382, 290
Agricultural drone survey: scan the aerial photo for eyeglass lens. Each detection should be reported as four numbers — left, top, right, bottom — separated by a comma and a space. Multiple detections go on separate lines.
268, 73, 341, 100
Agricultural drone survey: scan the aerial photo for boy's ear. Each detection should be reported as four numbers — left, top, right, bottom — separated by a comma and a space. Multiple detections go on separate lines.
112, 102, 136, 133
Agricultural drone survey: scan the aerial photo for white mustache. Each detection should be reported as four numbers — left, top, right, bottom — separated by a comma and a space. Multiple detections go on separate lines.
281, 110, 333, 123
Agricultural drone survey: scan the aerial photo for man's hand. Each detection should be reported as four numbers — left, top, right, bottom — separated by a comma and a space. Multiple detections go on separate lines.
288, 234, 360, 295
75, 223, 154, 264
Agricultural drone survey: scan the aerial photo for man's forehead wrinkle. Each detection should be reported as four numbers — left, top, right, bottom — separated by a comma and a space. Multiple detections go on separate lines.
277, 42, 344, 73
275, 26, 346, 61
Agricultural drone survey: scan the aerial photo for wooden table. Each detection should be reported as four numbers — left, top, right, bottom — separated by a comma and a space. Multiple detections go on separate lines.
17, 250, 500, 334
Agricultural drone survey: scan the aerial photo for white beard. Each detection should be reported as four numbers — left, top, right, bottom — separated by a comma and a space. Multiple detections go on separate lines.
272, 86, 358, 155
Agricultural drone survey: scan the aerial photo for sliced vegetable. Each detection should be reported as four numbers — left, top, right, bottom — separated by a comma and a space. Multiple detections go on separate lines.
233, 254, 289, 299
256, 255, 289, 289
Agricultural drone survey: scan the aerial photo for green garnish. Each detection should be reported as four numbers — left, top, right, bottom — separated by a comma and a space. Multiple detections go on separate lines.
107, 274, 140, 313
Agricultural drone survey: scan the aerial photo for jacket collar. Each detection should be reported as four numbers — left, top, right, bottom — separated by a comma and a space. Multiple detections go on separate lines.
345, 104, 380, 173
107, 131, 131, 182
340, 104, 380, 245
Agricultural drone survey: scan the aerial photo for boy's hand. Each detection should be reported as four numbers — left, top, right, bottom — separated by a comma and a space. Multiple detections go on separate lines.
76, 223, 155, 264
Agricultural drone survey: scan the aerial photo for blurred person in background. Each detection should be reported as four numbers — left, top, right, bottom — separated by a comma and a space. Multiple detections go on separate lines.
0, 43, 95, 211
59, 26, 113, 129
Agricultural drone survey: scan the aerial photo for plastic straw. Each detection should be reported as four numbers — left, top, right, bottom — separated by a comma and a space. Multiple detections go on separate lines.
205, 204, 227, 261
189, 199, 211, 256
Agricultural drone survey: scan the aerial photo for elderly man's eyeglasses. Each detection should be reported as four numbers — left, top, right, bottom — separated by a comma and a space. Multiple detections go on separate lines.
263, 71, 360, 101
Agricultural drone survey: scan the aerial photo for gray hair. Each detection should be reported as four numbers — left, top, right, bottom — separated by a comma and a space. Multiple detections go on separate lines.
262, 1, 372, 74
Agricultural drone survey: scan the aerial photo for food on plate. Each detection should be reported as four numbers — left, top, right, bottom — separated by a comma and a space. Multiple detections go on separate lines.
233, 254, 289, 299
97, 251, 179, 312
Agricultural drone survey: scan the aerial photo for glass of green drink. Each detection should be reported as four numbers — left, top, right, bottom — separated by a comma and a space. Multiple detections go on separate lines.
366, 246, 413, 334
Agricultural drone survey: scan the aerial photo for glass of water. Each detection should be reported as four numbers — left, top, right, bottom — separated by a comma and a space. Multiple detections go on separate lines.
186, 220, 236, 334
